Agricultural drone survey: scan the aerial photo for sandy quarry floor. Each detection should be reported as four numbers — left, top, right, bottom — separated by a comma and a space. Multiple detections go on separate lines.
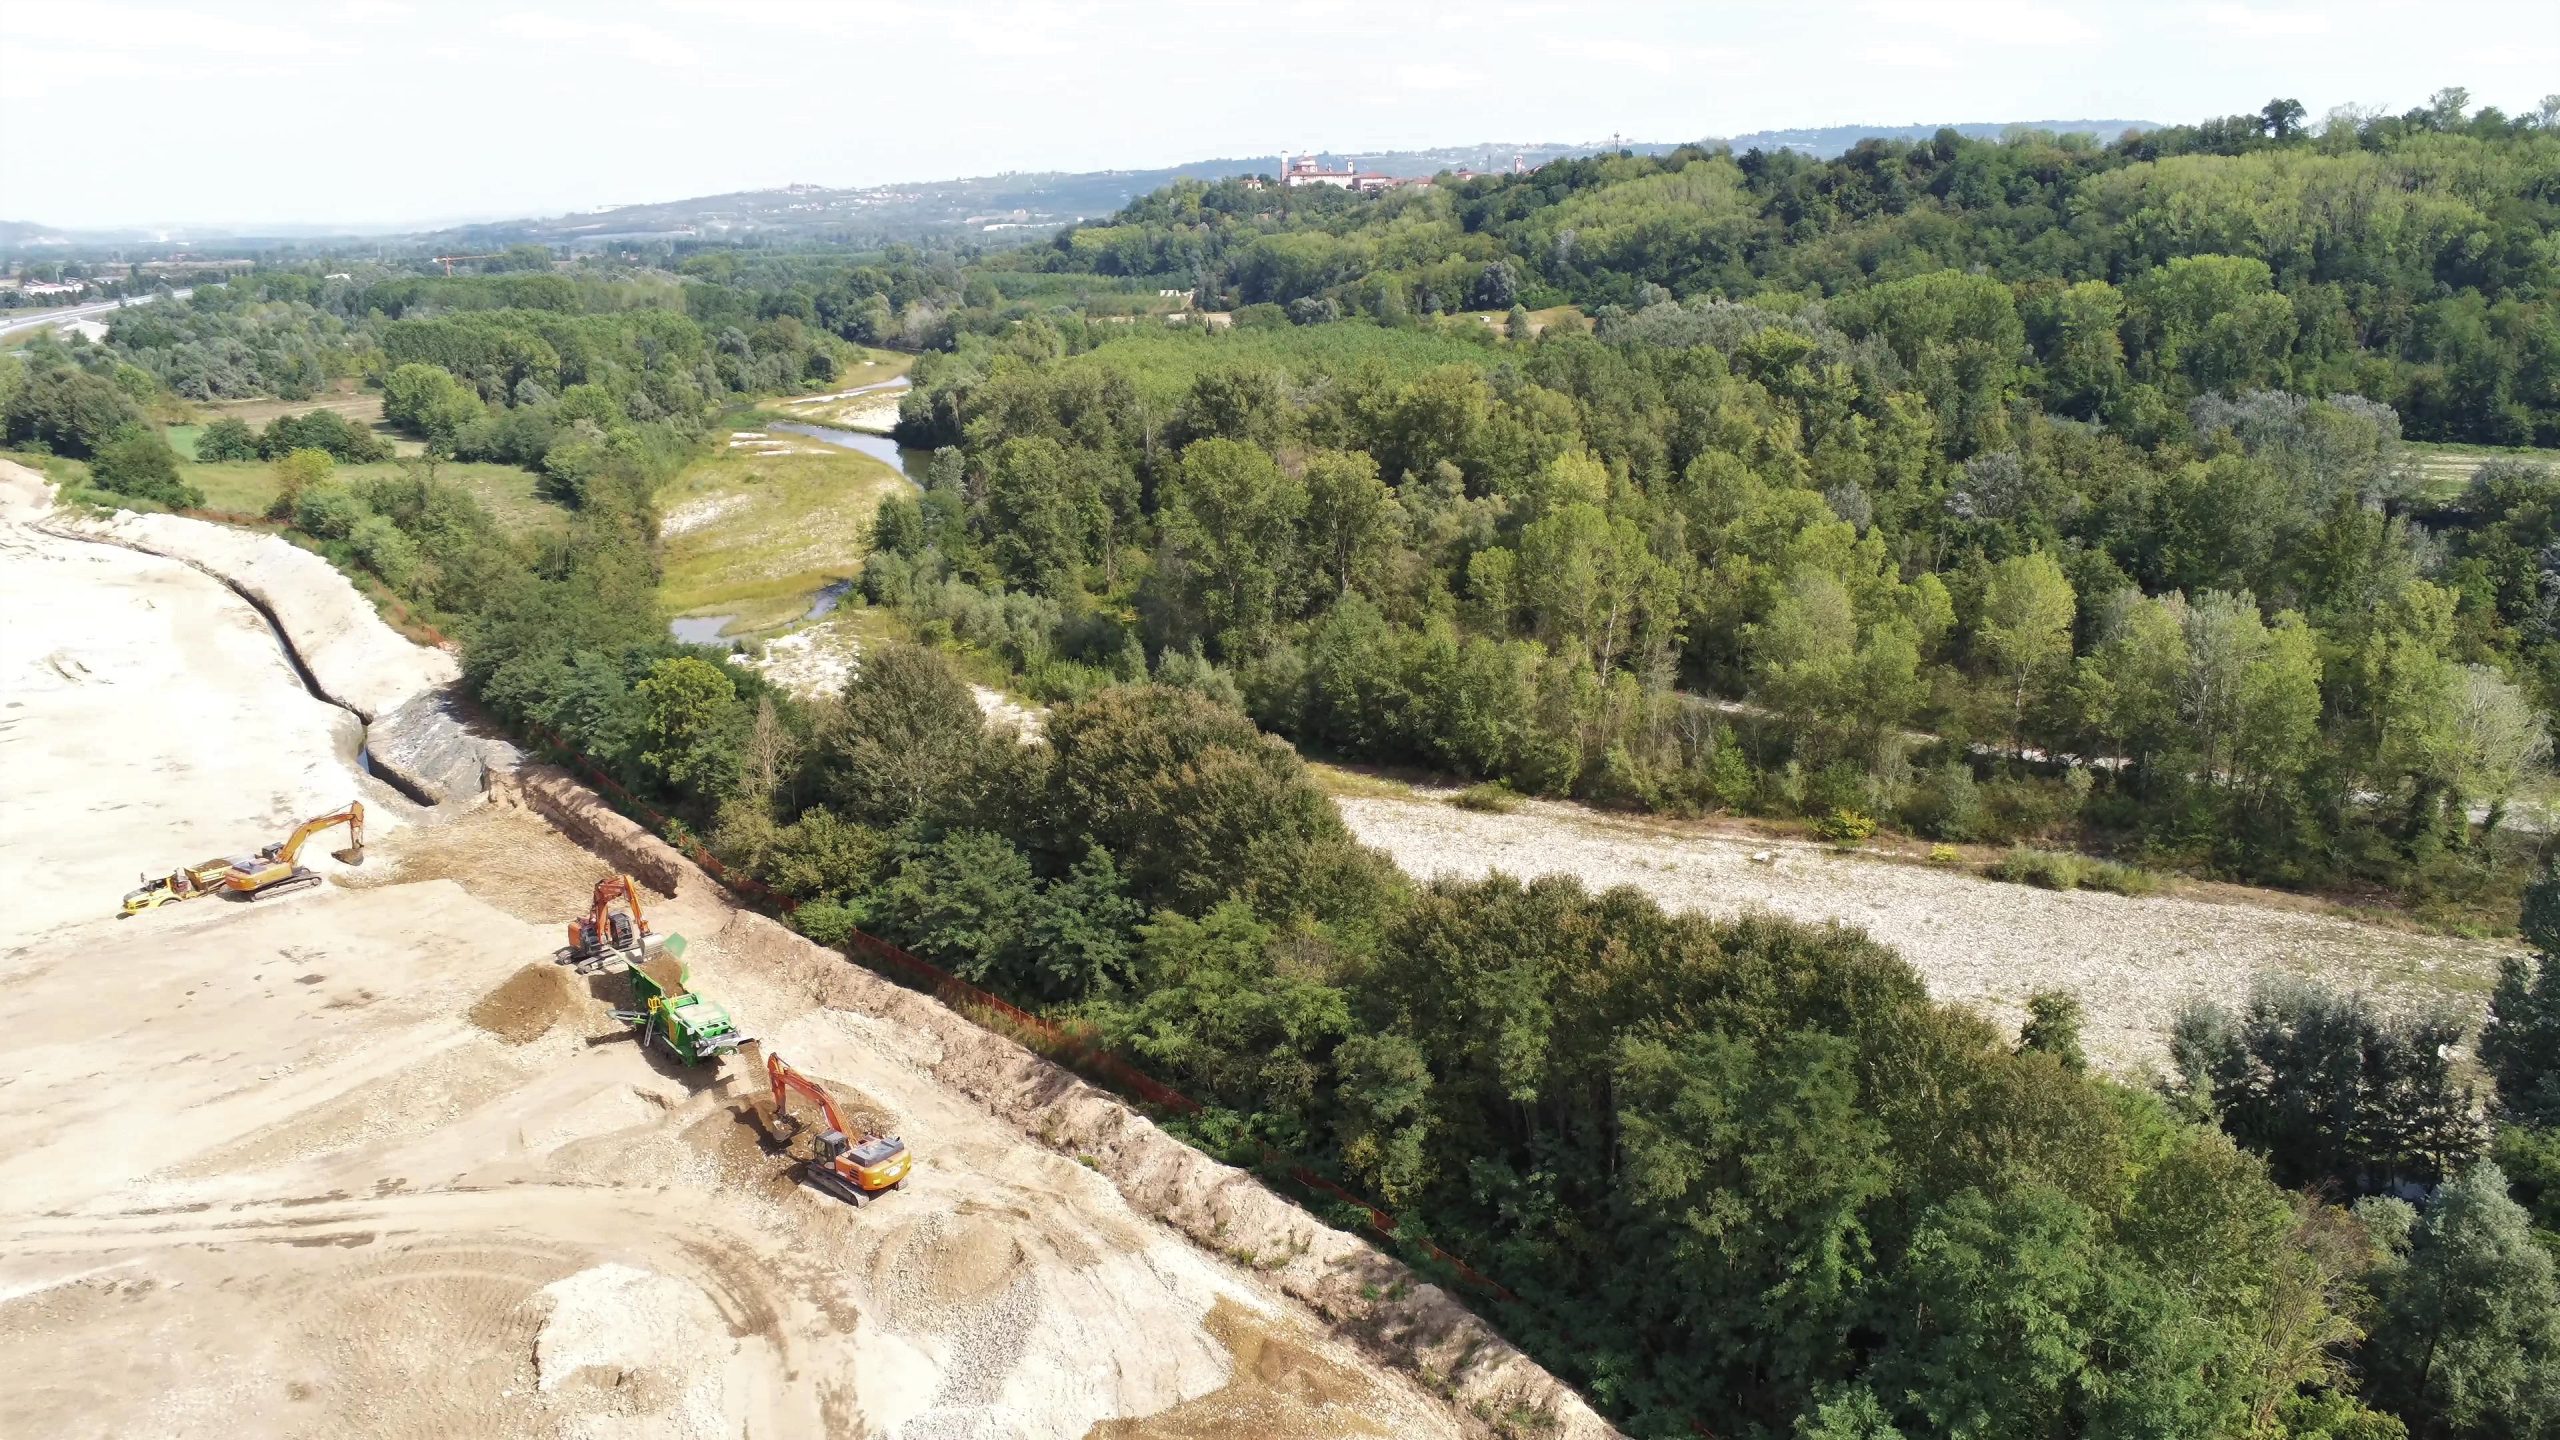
0, 474, 1468, 1439
1337, 792, 2511, 1075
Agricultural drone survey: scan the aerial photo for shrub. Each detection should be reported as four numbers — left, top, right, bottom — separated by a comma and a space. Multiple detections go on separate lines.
1450, 782, 1521, 814
1817, 807, 1877, 843
271, 447, 335, 519
258, 408, 390, 463
1928, 843, 1961, 863
350, 514, 420, 589
1987, 846, 2087, 890
295, 485, 363, 540
87, 424, 201, 509
1900, 761, 1984, 841
1980, 777, 2079, 844
792, 899, 866, 949
1984, 846, 2159, 896
193, 416, 259, 461
2079, 857, 2160, 896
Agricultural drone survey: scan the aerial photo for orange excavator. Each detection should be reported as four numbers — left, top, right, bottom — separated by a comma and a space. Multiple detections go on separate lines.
560, 874, 656, 973
214, 802, 365, 902
750, 1047, 912, 1207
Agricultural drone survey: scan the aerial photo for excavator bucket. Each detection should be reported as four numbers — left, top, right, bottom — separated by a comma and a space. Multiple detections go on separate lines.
330, 841, 365, 866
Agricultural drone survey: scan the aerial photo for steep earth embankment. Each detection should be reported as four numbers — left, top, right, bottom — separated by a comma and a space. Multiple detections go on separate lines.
0, 466, 1615, 1440
36, 494, 513, 803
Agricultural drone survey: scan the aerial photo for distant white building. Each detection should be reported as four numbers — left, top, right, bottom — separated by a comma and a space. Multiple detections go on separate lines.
1281, 153, 1417, 194
21, 279, 85, 296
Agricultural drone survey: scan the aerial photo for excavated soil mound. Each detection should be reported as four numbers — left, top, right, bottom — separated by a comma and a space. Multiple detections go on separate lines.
874, 1208, 1036, 1315
469, 964, 587, 1045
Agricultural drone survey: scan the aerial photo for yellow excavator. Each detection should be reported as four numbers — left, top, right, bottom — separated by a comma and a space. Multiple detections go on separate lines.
215, 802, 366, 902
121, 802, 367, 914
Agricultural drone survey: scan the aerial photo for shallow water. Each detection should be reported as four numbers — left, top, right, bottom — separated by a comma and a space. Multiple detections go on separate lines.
806, 580, 853, 619
767, 421, 931, 485
670, 614, 739, 646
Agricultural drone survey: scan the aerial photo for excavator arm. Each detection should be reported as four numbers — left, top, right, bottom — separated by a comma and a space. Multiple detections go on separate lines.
752, 1048, 910, 1205
587, 875, 647, 940
270, 802, 365, 867
564, 874, 653, 970
216, 801, 365, 900
766, 1052, 853, 1139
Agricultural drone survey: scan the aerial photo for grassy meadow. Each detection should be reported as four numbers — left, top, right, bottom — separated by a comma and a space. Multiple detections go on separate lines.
657, 423, 911, 636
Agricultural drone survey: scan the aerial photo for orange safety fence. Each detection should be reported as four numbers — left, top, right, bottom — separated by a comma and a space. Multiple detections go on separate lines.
518, 721, 1514, 1302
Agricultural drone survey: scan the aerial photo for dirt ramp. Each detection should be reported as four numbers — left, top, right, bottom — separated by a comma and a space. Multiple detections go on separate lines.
350, 804, 613, 924
491, 765, 688, 897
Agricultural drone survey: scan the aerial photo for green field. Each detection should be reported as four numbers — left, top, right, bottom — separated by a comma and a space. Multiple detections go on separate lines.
175, 454, 568, 532
2404, 439, 2560, 500
1051, 321, 1509, 405
658, 426, 910, 635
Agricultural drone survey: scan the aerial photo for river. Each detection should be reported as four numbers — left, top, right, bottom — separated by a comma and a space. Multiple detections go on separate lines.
768, 420, 935, 486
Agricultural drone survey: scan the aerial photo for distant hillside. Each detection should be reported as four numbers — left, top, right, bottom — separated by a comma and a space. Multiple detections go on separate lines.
0, 220, 76, 246
430, 124, 2154, 251
420, 141, 1691, 252
10, 120, 2163, 255
1712, 119, 2158, 157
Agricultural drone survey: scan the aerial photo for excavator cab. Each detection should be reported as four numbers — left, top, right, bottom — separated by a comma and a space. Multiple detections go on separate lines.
813, 1132, 911, 1207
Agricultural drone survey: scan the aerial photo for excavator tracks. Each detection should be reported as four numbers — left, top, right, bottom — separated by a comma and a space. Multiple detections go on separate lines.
247, 870, 324, 902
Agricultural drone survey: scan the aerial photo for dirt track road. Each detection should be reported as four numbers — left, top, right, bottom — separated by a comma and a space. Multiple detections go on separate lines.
0, 468, 1503, 1440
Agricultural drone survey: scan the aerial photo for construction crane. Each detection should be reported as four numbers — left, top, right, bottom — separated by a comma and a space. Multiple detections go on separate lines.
560, 873, 657, 972
428, 254, 500, 275
749, 1046, 911, 1207
214, 802, 365, 902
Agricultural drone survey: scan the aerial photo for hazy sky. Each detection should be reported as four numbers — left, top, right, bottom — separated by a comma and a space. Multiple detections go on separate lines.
4, 0, 2555, 229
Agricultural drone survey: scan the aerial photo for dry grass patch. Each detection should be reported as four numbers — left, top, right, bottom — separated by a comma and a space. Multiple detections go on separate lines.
1305, 763, 1419, 800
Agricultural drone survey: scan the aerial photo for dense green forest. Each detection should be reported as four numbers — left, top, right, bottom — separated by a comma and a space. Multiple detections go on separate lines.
9, 90, 2560, 1439
832, 92, 2560, 923
1023, 91, 2560, 446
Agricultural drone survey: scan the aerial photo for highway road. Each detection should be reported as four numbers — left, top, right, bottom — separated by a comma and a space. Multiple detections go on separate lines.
0, 288, 187, 341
